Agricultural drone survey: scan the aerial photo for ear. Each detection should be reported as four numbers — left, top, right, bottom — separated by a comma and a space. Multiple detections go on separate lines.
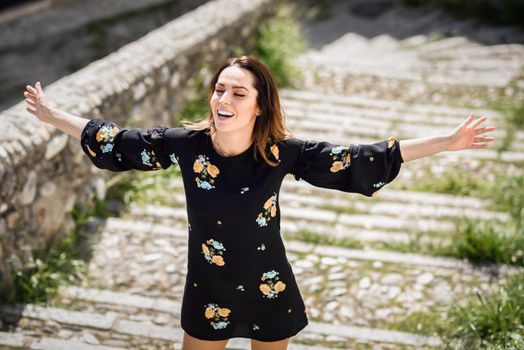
256, 107, 262, 116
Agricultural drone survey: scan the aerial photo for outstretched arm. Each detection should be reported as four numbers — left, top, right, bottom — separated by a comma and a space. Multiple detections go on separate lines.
24, 82, 88, 140
399, 114, 496, 162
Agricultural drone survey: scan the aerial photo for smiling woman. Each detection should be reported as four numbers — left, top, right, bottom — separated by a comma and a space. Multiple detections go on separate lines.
24, 55, 496, 350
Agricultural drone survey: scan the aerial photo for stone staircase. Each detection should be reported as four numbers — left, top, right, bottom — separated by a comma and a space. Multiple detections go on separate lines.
2, 1, 524, 349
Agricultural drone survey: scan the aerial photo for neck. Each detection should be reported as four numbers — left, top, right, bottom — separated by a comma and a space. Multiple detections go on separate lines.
212, 129, 254, 157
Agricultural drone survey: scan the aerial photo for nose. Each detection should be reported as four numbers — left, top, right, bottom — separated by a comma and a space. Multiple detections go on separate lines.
219, 90, 231, 104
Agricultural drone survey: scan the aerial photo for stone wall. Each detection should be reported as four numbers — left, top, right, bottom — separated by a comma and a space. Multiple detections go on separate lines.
0, 0, 276, 293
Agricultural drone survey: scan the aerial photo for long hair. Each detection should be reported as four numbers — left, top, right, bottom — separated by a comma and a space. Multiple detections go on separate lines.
182, 56, 294, 167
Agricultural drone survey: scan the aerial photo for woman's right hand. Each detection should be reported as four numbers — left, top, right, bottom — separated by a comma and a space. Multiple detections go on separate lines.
24, 82, 53, 124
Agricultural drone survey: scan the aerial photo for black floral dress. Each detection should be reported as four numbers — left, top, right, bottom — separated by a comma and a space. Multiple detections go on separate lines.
80, 119, 404, 341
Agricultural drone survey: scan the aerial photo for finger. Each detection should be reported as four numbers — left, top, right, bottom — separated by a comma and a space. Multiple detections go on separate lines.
464, 114, 475, 126
26, 107, 36, 115
24, 91, 37, 103
470, 144, 488, 149
474, 136, 495, 143
26, 85, 38, 95
36, 81, 43, 95
474, 126, 496, 135
25, 98, 35, 107
471, 115, 488, 128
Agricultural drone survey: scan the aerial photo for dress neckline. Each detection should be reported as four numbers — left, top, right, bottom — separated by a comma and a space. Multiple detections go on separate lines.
207, 132, 255, 160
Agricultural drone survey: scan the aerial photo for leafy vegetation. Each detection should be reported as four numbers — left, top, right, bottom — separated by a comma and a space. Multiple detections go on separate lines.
0, 199, 106, 304
253, 3, 306, 88
442, 271, 524, 349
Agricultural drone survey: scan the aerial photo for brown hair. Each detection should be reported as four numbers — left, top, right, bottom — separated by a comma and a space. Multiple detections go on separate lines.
182, 56, 294, 167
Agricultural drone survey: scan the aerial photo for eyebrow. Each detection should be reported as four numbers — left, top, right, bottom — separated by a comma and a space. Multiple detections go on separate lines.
215, 83, 249, 92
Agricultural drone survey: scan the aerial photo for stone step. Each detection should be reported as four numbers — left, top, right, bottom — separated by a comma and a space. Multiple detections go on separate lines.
296, 55, 517, 88
282, 102, 509, 141
128, 179, 510, 233
49, 212, 518, 343
280, 89, 504, 123
0, 300, 441, 349
280, 89, 524, 155
0, 331, 126, 350
280, 89, 523, 153
284, 117, 516, 154
102, 214, 513, 274
130, 202, 457, 234
164, 176, 498, 209
39, 217, 518, 340
297, 32, 523, 88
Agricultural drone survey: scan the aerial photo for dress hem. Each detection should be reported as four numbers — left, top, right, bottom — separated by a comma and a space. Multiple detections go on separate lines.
181, 319, 308, 342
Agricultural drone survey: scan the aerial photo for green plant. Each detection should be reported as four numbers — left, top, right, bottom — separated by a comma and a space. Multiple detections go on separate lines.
492, 175, 524, 228
443, 271, 524, 349
106, 165, 183, 208
254, 3, 306, 88
409, 168, 492, 198
283, 229, 363, 249
447, 219, 524, 267
0, 203, 98, 304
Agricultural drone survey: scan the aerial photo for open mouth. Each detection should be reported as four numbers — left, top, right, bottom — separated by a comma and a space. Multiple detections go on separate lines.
217, 110, 235, 119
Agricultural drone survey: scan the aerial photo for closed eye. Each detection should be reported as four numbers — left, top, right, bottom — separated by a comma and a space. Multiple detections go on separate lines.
214, 89, 245, 97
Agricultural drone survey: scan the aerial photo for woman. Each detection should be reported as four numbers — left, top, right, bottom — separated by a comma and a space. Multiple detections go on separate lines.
24, 56, 496, 350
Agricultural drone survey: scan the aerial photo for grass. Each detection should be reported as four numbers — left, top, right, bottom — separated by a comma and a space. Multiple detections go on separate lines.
445, 219, 524, 267
105, 163, 183, 208
283, 229, 364, 249
0, 198, 108, 305
253, 3, 306, 88
442, 271, 524, 349
378, 271, 524, 348
406, 166, 493, 198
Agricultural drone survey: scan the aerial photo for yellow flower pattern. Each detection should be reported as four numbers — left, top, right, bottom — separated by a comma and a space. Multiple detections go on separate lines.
270, 144, 280, 163
201, 239, 226, 266
259, 270, 286, 298
94, 125, 120, 154
194, 154, 220, 190
329, 145, 351, 173
387, 136, 397, 149
204, 303, 231, 330
256, 193, 278, 227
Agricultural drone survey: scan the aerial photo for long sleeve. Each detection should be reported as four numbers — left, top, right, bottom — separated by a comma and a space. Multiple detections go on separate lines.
80, 119, 178, 172
290, 137, 404, 197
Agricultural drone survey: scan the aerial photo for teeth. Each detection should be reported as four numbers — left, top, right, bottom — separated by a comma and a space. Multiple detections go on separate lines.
218, 110, 234, 117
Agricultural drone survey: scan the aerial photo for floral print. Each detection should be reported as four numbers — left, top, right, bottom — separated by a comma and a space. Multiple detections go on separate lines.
169, 153, 179, 165
373, 181, 386, 188
259, 270, 286, 298
194, 154, 220, 190
270, 144, 280, 163
256, 193, 278, 227
387, 136, 398, 149
141, 149, 161, 169
95, 125, 120, 154
204, 303, 231, 330
329, 145, 351, 173
202, 239, 226, 266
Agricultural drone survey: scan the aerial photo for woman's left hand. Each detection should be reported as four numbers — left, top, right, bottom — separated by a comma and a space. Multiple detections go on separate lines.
446, 114, 496, 151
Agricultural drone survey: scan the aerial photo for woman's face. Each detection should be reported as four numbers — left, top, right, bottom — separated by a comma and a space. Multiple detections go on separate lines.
210, 66, 261, 136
